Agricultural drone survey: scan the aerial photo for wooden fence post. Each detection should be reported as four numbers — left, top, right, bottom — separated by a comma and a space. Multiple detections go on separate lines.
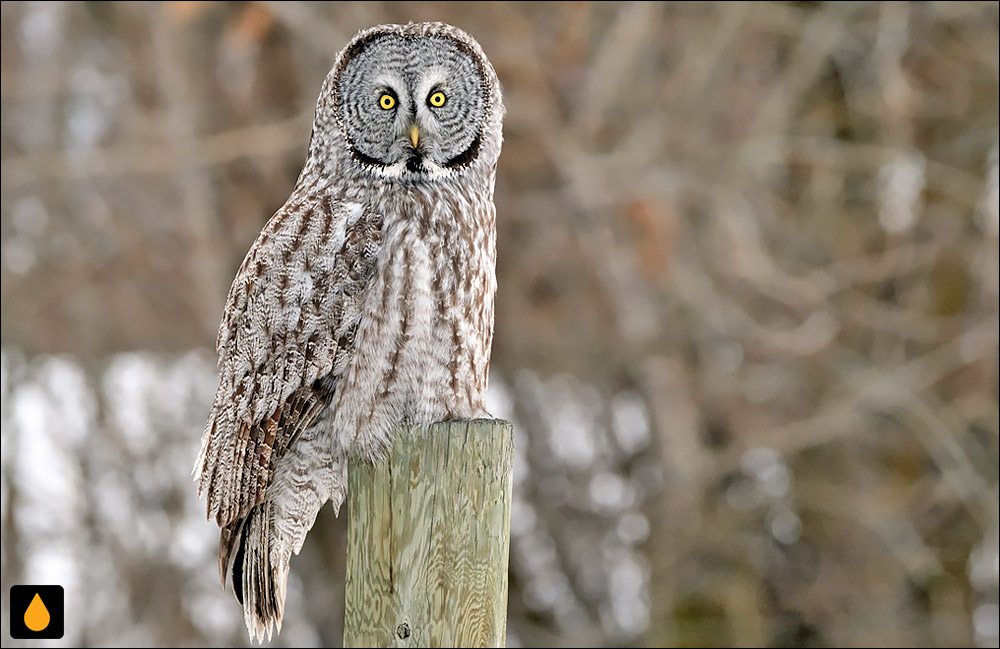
344, 419, 515, 648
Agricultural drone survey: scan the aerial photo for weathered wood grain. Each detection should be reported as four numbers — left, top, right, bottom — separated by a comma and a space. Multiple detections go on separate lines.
344, 419, 514, 648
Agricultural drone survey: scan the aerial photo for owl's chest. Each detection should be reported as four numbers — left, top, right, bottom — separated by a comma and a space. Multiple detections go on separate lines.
373, 212, 487, 337
352, 200, 492, 413
330, 192, 495, 442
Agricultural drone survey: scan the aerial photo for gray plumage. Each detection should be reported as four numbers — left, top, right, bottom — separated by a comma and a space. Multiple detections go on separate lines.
193, 22, 504, 641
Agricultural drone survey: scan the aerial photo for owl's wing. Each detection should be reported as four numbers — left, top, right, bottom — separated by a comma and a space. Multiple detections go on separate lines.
195, 198, 382, 527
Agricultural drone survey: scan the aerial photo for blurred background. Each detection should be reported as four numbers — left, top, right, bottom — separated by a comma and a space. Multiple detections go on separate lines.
1, 1, 998, 647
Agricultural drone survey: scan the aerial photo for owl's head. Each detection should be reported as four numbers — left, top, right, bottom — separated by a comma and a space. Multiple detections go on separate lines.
316, 23, 503, 184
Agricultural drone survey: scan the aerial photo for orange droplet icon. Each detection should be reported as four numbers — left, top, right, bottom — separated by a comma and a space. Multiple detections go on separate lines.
24, 592, 50, 632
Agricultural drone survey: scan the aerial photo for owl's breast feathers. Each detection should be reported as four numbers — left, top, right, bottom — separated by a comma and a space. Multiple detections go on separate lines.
327, 184, 497, 459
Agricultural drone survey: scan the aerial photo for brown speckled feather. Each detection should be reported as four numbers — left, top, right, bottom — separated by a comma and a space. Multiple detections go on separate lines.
196, 198, 382, 529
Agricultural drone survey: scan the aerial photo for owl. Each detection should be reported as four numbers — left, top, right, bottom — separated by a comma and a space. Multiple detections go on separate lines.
193, 22, 504, 641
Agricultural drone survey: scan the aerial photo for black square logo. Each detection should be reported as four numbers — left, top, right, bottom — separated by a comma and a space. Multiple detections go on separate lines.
9, 585, 64, 639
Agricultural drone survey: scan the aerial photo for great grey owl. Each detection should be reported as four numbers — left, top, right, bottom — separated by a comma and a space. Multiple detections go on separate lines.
193, 22, 504, 641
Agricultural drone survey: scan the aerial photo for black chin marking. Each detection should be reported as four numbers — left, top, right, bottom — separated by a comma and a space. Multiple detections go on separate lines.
351, 140, 478, 176
444, 133, 481, 168
351, 148, 388, 168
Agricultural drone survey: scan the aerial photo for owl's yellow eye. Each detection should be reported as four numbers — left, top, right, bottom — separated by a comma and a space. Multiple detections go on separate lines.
428, 91, 447, 108
379, 94, 396, 110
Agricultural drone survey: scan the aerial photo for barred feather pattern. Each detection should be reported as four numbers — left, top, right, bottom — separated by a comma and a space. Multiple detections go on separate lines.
194, 22, 504, 642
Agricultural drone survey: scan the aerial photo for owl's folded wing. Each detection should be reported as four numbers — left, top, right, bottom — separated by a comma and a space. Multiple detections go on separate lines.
194, 198, 382, 527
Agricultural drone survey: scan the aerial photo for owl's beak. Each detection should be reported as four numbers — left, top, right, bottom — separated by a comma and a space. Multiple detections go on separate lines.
409, 124, 420, 149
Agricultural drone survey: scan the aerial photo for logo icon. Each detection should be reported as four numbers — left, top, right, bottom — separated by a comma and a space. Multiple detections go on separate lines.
9, 585, 64, 639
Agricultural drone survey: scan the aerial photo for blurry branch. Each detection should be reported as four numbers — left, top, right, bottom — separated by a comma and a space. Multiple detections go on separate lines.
835, 293, 948, 343
775, 136, 987, 207
258, 1, 350, 58
577, 1, 657, 137
150, 4, 228, 338
799, 481, 944, 582
669, 2, 752, 114
670, 252, 839, 357
696, 207, 963, 344
637, 358, 707, 648
505, 4, 640, 214
743, 2, 864, 144
720, 319, 996, 522
0, 111, 312, 189
809, 241, 940, 289
876, 2, 915, 147
884, 384, 997, 529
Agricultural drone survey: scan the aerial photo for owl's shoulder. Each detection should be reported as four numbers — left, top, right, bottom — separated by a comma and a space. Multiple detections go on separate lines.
216, 196, 383, 357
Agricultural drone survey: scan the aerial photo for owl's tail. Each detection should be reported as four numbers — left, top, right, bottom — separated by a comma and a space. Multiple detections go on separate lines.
220, 503, 283, 641
219, 426, 348, 643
